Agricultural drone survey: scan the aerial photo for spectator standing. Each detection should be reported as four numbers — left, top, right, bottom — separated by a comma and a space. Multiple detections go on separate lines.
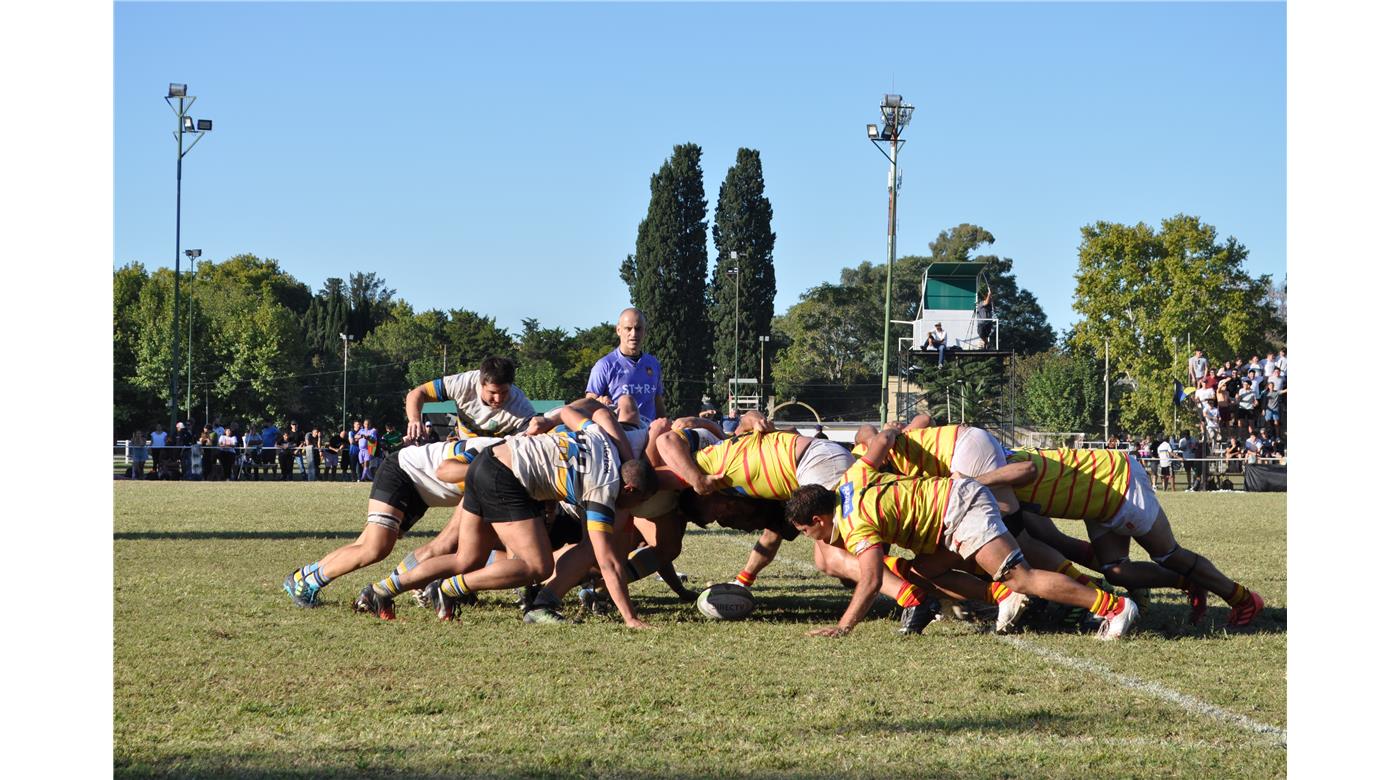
1262, 381, 1285, 436
217, 427, 238, 480
1276, 348, 1287, 376
974, 287, 995, 348
1188, 349, 1208, 385
324, 429, 343, 478
128, 430, 149, 480
150, 424, 168, 473
423, 420, 441, 443
1236, 381, 1258, 431
276, 432, 294, 480
1261, 352, 1276, 378
174, 422, 192, 477
259, 420, 279, 476
304, 427, 323, 481
200, 426, 217, 480
1179, 431, 1201, 491
286, 422, 306, 478
1156, 437, 1178, 491
244, 432, 263, 480
346, 420, 362, 478
356, 418, 378, 482
586, 308, 665, 423
188, 434, 205, 480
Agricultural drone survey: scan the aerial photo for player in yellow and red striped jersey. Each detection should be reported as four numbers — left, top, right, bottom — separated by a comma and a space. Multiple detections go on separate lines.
785, 427, 1140, 640
657, 412, 945, 634
1006, 447, 1264, 627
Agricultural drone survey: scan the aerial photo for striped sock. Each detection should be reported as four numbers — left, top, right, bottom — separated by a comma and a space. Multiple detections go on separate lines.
298, 562, 330, 589
895, 582, 924, 608
1225, 583, 1249, 606
1089, 587, 1123, 617
883, 555, 913, 580
735, 570, 756, 588
371, 572, 404, 598
1056, 560, 1098, 586
394, 552, 419, 578
987, 582, 1013, 604
441, 575, 472, 598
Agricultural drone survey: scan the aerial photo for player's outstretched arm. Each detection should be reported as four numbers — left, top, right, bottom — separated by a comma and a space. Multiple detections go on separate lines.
860, 428, 900, 470
560, 399, 636, 462
589, 521, 650, 629
808, 545, 883, 637
956, 460, 1037, 488
656, 431, 728, 494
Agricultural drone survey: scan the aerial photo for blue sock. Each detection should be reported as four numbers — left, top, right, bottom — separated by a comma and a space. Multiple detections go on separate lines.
298, 562, 330, 589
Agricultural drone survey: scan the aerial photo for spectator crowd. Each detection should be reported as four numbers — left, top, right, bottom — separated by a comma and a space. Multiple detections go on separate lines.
123, 416, 419, 482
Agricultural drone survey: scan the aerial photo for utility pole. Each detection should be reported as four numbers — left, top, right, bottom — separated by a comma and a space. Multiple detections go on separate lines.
340, 333, 354, 433
1104, 336, 1110, 445
867, 94, 914, 423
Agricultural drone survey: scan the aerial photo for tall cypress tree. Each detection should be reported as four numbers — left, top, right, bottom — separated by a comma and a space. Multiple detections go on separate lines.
708, 148, 777, 403
619, 143, 711, 416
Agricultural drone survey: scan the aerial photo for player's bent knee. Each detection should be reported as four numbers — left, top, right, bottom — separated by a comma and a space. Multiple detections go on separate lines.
991, 549, 1026, 582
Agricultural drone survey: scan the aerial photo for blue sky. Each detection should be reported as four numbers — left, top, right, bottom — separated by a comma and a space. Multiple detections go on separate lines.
114, 1, 1285, 337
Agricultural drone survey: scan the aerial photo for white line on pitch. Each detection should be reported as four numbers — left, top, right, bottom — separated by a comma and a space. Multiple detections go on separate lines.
718, 534, 1287, 747
1000, 636, 1287, 747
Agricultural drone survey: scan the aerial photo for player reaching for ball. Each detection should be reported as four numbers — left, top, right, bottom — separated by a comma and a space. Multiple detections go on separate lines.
784, 427, 1140, 640
657, 412, 944, 634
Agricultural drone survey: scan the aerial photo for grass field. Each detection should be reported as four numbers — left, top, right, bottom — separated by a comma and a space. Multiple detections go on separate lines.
114, 482, 1286, 778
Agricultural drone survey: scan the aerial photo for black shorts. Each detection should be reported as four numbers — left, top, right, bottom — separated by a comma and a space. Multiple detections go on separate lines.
547, 511, 583, 550
461, 447, 545, 523
368, 451, 430, 534
1002, 507, 1026, 537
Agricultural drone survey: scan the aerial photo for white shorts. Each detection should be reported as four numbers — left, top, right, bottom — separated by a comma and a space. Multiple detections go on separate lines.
941, 479, 1009, 558
1088, 457, 1161, 539
950, 426, 1018, 512
796, 438, 856, 489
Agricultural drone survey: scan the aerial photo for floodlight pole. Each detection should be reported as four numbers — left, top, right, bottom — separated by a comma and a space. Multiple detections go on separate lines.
1104, 336, 1111, 444
869, 95, 913, 423
165, 84, 210, 435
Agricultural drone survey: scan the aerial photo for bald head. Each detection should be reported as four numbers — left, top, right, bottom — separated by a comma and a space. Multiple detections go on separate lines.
616, 308, 647, 357
854, 424, 879, 446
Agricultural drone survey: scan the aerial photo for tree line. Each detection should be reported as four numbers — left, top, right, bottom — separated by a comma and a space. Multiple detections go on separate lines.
115, 139, 1284, 440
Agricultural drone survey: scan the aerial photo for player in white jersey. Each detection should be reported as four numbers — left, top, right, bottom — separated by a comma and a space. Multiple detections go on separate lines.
282, 436, 500, 608
355, 400, 662, 627
403, 356, 545, 442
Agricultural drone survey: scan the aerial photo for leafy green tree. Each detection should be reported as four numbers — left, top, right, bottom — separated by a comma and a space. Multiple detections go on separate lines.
1013, 348, 1105, 433
1071, 214, 1283, 433
562, 321, 619, 397
620, 143, 712, 415
772, 283, 881, 397
708, 148, 777, 399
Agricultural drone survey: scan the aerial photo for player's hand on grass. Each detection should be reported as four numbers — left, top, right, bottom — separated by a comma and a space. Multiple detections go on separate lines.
624, 617, 655, 630
807, 625, 852, 638
695, 473, 731, 495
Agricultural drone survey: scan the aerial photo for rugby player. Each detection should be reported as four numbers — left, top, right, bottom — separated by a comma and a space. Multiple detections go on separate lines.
1006, 446, 1264, 626
353, 400, 661, 627
785, 428, 1140, 640
657, 413, 944, 634
403, 355, 547, 443
282, 436, 500, 607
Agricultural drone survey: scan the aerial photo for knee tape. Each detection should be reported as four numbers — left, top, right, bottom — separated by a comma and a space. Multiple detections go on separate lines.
992, 549, 1026, 582
1149, 544, 1180, 566
367, 512, 401, 531
1100, 557, 1131, 574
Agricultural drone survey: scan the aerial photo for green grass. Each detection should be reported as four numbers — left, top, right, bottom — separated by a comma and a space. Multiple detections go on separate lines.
114, 483, 1285, 778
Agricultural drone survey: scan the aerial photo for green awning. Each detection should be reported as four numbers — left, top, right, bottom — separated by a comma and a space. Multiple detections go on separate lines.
421, 400, 565, 416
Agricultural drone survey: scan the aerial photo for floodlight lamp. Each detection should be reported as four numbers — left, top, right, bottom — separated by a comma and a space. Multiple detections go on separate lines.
730, 250, 739, 261
168, 83, 187, 98
196, 119, 212, 131
866, 124, 879, 139
882, 94, 903, 109
185, 248, 202, 259
182, 116, 195, 132
726, 267, 738, 278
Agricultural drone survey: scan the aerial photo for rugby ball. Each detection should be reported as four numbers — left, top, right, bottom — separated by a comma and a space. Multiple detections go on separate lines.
696, 583, 755, 621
